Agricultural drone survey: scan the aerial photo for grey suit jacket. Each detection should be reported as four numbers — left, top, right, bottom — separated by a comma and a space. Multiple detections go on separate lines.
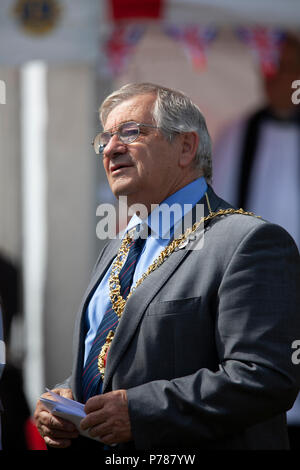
61, 186, 300, 450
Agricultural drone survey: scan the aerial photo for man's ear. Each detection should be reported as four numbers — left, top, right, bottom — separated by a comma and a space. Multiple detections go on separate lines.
178, 131, 199, 168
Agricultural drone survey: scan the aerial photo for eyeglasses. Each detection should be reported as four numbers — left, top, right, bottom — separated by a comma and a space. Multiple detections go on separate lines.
92, 121, 159, 155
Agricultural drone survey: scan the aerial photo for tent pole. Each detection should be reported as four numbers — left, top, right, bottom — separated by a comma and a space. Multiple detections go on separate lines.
21, 61, 47, 412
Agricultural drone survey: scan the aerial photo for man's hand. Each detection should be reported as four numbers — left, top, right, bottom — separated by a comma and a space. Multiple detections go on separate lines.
80, 389, 132, 445
34, 388, 79, 448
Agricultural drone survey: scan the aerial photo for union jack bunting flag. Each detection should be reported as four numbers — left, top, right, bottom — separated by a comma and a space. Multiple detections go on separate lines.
105, 24, 146, 76
236, 27, 285, 76
164, 25, 217, 70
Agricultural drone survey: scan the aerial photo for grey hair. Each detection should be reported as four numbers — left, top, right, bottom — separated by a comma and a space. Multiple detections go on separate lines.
99, 83, 212, 182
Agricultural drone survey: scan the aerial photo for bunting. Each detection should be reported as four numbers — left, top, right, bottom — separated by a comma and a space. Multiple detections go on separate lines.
164, 25, 217, 70
104, 0, 218, 75
236, 27, 285, 77
104, 0, 161, 76
103, 23, 218, 76
0, 0, 293, 76
104, 24, 146, 76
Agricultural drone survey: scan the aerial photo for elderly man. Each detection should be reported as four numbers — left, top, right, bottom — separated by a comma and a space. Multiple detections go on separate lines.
34, 83, 300, 450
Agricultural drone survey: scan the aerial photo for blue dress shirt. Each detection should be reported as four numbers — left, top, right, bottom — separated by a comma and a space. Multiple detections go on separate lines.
84, 177, 207, 364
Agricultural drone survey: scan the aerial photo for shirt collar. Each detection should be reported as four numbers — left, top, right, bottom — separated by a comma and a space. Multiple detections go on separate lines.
124, 177, 207, 240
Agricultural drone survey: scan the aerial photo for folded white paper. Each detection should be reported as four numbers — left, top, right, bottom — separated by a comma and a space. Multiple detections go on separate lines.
40, 389, 100, 442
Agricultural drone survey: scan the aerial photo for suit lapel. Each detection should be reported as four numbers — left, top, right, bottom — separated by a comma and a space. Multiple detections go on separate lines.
82, 238, 122, 312
102, 185, 223, 391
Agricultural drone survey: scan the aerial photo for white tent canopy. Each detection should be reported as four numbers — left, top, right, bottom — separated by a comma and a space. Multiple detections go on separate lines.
164, 0, 300, 27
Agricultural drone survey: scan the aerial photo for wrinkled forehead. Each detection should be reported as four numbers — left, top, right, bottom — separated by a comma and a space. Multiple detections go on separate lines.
103, 93, 156, 130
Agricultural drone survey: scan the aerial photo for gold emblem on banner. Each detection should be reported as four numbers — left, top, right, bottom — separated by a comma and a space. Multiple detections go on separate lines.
13, 0, 61, 35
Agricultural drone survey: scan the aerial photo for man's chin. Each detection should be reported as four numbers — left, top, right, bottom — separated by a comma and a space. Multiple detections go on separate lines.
111, 187, 135, 203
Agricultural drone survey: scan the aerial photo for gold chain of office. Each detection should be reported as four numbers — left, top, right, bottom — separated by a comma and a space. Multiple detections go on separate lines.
97, 206, 260, 379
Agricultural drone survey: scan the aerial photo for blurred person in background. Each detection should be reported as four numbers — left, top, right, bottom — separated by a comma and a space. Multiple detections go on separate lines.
0, 254, 31, 450
213, 33, 300, 448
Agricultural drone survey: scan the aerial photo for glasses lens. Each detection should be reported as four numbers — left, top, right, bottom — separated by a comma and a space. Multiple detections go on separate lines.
99, 131, 112, 147
93, 134, 102, 154
120, 122, 139, 144
93, 133, 109, 154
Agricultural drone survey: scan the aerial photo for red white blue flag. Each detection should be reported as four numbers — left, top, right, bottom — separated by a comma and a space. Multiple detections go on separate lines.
236, 27, 285, 77
105, 24, 146, 76
103, 0, 162, 76
164, 25, 217, 70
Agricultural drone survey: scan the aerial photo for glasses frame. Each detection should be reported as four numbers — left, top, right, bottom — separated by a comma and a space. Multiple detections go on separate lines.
92, 121, 159, 155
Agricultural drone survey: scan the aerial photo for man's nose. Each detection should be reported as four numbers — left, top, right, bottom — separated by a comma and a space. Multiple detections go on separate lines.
103, 134, 127, 158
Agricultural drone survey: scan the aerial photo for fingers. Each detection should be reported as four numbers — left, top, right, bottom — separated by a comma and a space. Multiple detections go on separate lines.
42, 419, 79, 449
34, 389, 79, 448
82, 415, 115, 444
80, 390, 132, 444
81, 412, 118, 446
39, 410, 78, 436
43, 436, 73, 448
84, 394, 105, 414
36, 409, 79, 447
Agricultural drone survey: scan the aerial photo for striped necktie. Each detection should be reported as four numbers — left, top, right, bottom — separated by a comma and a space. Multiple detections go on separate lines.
81, 224, 147, 402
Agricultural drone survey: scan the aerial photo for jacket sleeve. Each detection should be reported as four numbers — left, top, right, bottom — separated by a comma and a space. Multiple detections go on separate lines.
126, 222, 300, 448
